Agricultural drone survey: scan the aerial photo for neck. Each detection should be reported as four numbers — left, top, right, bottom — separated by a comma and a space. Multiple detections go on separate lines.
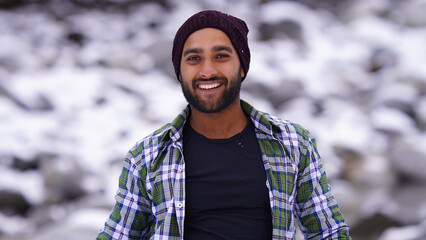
189, 99, 248, 139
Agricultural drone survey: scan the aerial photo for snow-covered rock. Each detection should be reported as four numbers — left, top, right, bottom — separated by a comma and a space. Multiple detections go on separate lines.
391, 133, 426, 182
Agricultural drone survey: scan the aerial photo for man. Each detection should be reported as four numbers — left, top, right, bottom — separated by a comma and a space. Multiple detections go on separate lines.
97, 10, 351, 240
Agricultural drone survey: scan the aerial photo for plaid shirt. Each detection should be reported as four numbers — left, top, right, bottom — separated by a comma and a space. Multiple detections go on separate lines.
97, 100, 351, 239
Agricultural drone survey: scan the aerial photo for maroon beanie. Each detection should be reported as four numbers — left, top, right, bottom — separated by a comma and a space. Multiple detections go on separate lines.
172, 10, 250, 81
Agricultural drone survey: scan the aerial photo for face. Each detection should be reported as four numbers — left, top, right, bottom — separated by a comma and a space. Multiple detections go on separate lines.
179, 28, 244, 114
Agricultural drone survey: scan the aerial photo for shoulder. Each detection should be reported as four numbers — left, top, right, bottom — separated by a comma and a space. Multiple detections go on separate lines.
266, 112, 313, 142
127, 123, 175, 167
265, 113, 321, 172
124, 106, 189, 170
243, 100, 314, 151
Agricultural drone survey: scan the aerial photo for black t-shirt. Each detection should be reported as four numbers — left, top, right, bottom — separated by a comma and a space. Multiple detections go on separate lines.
183, 119, 272, 240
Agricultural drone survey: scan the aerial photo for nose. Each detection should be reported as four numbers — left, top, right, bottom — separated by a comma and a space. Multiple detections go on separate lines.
199, 59, 217, 79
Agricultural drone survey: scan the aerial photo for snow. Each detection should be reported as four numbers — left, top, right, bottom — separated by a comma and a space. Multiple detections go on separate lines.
0, 166, 45, 204
371, 106, 416, 134
378, 220, 426, 240
0, 0, 426, 239
0, 212, 34, 235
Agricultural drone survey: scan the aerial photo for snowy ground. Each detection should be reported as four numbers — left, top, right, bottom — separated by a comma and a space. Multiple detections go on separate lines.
1, 0, 426, 239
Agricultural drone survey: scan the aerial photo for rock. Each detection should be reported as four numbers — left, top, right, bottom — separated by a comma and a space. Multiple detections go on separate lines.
372, 82, 419, 114
399, 0, 426, 26
0, 190, 31, 216
343, 0, 392, 22
41, 156, 86, 204
259, 19, 304, 44
65, 31, 86, 46
97, 43, 154, 73
0, 0, 27, 9
28, 208, 109, 240
333, 147, 396, 189
415, 96, 426, 130
350, 213, 404, 240
378, 220, 426, 240
316, 98, 375, 153
144, 39, 173, 75
0, 212, 34, 236
390, 133, 426, 183
277, 97, 318, 128
244, 79, 304, 109
367, 47, 398, 73
328, 179, 364, 227
0, 153, 55, 172
0, 83, 54, 111
370, 106, 416, 135
389, 183, 426, 224
0, 165, 45, 206
290, 0, 350, 16
333, 146, 364, 181
11, 156, 40, 171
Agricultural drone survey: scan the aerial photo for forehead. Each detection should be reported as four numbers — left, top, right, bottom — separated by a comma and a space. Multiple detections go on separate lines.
183, 28, 234, 50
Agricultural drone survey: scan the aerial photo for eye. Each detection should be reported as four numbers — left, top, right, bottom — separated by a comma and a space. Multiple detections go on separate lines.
186, 55, 201, 64
216, 53, 230, 61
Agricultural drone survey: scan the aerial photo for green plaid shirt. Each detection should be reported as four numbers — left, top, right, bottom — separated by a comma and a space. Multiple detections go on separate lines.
97, 100, 350, 239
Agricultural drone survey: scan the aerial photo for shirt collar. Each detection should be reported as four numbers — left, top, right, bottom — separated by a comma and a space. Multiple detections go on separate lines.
167, 100, 279, 142
241, 100, 279, 137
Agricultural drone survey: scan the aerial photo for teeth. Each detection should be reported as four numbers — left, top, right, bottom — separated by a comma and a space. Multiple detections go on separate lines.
199, 83, 220, 90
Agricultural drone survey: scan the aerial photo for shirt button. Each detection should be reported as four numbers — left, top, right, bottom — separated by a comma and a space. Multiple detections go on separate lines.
177, 202, 183, 208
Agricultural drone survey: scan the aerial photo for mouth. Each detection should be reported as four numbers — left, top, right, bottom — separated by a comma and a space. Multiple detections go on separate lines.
198, 82, 221, 90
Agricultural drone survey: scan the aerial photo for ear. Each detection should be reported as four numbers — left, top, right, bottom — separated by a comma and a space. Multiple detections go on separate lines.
240, 67, 245, 78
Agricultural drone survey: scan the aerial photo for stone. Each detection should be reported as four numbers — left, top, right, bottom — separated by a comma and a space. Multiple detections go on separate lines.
378, 220, 426, 240
343, 0, 392, 22
399, 0, 426, 26
389, 183, 426, 224
367, 47, 398, 73
370, 106, 416, 135
259, 19, 304, 43
41, 156, 86, 204
415, 96, 426, 130
0, 190, 31, 216
390, 133, 426, 183
350, 213, 404, 240
372, 82, 419, 114
244, 80, 304, 109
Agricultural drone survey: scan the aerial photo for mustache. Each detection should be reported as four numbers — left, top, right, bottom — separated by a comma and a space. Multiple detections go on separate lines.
194, 76, 227, 84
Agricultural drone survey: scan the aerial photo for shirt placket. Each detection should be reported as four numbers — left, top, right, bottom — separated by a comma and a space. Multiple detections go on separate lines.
172, 142, 185, 239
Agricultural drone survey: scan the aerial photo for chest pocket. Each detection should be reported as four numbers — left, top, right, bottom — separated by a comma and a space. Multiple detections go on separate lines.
259, 138, 297, 195
147, 143, 185, 237
148, 148, 178, 217
259, 138, 297, 232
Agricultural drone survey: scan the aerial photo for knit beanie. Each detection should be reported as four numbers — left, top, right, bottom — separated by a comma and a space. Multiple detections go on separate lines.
172, 10, 250, 81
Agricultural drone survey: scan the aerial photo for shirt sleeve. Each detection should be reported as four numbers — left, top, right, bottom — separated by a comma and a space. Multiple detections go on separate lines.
97, 151, 154, 240
294, 131, 351, 239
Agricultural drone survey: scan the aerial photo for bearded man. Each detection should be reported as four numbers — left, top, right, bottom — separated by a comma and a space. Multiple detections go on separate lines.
97, 10, 351, 240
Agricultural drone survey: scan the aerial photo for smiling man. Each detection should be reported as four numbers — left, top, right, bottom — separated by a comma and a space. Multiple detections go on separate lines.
97, 10, 351, 240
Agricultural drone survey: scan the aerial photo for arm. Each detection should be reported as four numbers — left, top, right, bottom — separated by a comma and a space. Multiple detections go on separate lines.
295, 131, 351, 239
97, 151, 153, 240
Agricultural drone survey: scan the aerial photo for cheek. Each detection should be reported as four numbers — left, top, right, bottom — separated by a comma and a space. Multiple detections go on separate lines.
180, 64, 195, 78
179, 71, 190, 83
179, 70, 194, 86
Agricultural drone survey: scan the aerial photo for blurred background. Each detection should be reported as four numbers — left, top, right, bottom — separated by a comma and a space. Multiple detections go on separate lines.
0, 0, 426, 239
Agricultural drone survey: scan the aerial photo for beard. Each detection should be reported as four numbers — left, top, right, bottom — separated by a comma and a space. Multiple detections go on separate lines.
180, 69, 242, 114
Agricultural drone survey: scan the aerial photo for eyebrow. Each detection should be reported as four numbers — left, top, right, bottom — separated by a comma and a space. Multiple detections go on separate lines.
183, 45, 234, 57
183, 48, 203, 57
212, 45, 233, 53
